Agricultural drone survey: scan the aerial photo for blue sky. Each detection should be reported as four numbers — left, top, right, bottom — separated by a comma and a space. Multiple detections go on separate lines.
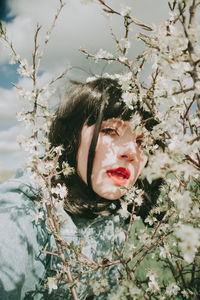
0, 0, 169, 171
0, 0, 13, 22
0, 1, 17, 89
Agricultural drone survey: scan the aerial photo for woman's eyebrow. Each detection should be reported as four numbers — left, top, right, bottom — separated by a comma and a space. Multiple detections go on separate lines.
102, 119, 124, 127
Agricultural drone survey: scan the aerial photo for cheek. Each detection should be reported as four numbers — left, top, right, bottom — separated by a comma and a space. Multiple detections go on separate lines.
93, 136, 118, 169
136, 153, 148, 177
90, 138, 119, 191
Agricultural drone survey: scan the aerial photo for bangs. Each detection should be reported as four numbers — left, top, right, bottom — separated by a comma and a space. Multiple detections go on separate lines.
86, 78, 133, 126
86, 98, 133, 125
103, 99, 133, 121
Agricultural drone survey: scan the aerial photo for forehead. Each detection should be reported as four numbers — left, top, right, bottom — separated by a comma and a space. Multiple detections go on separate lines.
102, 118, 143, 135
102, 118, 129, 127
102, 118, 134, 132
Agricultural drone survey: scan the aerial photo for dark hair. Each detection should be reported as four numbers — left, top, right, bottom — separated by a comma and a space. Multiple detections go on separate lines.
49, 77, 163, 219
49, 77, 132, 169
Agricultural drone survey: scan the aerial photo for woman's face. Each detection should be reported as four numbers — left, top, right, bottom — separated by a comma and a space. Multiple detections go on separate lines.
77, 118, 148, 200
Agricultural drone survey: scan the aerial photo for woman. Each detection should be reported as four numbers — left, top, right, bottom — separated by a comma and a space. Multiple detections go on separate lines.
49, 77, 149, 217
0, 77, 166, 299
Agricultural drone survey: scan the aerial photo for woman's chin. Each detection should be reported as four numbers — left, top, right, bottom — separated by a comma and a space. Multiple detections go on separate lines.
93, 185, 125, 200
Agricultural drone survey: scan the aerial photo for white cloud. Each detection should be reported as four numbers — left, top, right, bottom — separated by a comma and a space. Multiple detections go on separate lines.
0, 125, 26, 170
0, 126, 21, 153
0, 86, 21, 126
1, 0, 112, 72
0, 0, 169, 73
0, 150, 25, 170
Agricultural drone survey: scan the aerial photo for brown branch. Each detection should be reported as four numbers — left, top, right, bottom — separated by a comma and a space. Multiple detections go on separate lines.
183, 94, 196, 119
44, 65, 71, 90
40, 249, 60, 258
0, 22, 34, 80
196, 152, 200, 165
189, 0, 196, 26
98, 0, 121, 16
44, 197, 79, 299
57, 243, 79, 300
32, 25, 42, 154
119, 205, 135, 257
131, 230, 173, 272
172, 87, 193, 95
176, 261, 187, 289
45, 0, 65, 45
80, 47, 131, 69
32, 24, 41, 88
97, 0, 152, 31
185, 154, 200, 168
37, 0, 65, 65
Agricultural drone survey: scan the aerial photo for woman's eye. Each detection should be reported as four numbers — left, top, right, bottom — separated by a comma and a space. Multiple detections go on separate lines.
101, 128, 118, 136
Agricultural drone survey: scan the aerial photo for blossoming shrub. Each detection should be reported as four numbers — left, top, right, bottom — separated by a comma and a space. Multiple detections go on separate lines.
0, 0, 199, 298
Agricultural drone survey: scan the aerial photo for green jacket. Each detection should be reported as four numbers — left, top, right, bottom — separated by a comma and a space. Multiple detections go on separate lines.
0, 169, 198, 299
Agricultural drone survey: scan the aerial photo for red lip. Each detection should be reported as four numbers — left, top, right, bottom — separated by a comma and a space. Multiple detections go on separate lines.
106, 167, 131, 186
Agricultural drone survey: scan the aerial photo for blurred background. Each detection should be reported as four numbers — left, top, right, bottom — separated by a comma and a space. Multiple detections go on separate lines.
0, 0, 169, 182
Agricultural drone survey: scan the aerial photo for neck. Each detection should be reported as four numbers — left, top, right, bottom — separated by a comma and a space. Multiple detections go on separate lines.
63, 173, 120, 218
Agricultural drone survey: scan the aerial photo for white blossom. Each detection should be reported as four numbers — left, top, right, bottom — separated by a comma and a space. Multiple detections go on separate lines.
174, 162, 197, 182
169, 190, 192, 218
166, 283, 180, 296
117, 72, 132, 91
16, 111, 33, 128
94, 48, 113, 62
86, 75, 98, 83
181, 289, 195, 299
17, 58, 33, 77
133, 195, 143, 206
130, 113, 142, 131
118, 56, 128, 63
37, 160, 55, 175
9, 53, 20, 65
118, 201, 129, 219
120, 5, 131, 17
33, 211, 45, 224
91, 278, 109, 296
122, 91, 137, 109
47, 277, 58, 294
18, 89, 36, 102
175, 224, 200, 263
115, 228, 126, 244
118, 38, 131, 51
139, 229, 151, 247
51, 183, 67, 199
169, 11, 179, 22
17, 136, 40, 154
146, 270, 160, 293
62, 161, 74, 177
159, 244, 171, 260
141, 150, 173, 183
29, 171, 47, 191
145, 215, 157, 226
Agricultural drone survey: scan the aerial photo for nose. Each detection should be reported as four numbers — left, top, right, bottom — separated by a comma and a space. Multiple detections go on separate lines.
118, 141, 136, 162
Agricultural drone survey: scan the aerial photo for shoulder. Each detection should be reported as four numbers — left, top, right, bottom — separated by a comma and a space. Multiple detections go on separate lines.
0, 168, 39, 199
0, 168, 39, 232
0, 167, 41, 227
0, 168, 46, 299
